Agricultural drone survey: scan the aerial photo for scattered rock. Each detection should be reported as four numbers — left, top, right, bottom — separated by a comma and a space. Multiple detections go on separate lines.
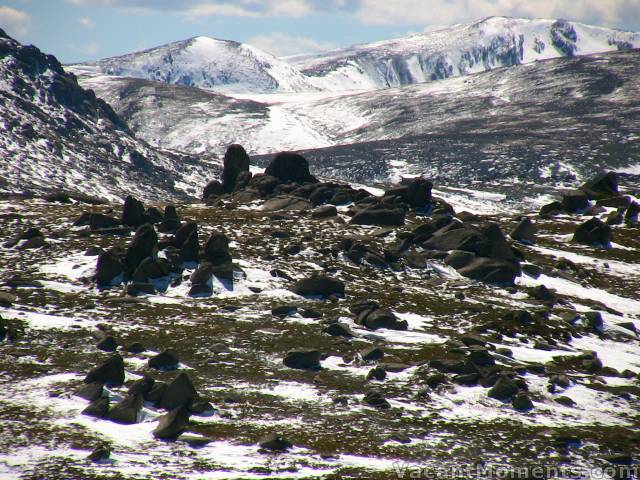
148, 350, 179, 370
272, 305, 297, 317
539, 201, 563, 217
153, 406, 191, 440
367, 366, 387, 381
510, 217, 536, 243
561, 190, 589, 212
258, 433, 293, 452
322, 322, 354, 337
96, 336, 118, 352
107, 394, 144, 424
283, 350, 321, 370
87, 444, 111, 463
292, 274, 345, 298
311, 205, 338, 219
573, 217, 612, 246
581, 171, 618, 199
363, 391, 391, 409
488, 375, 520, 400
512, 392, 534, 411
82, 396, 110, 418
75, 382, 104, 402
160, 372, 198, 410
350, 205, 405, 226
361, 347, 385, 362
84, 355, 125, 385
121, 195, 148, 227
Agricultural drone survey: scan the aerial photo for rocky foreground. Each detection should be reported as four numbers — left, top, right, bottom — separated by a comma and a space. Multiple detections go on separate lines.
0, 147, 639, 479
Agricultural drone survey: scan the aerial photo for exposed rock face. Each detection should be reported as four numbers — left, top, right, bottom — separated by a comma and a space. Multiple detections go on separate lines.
264, 152, 318, 184
222, 144, 251, 193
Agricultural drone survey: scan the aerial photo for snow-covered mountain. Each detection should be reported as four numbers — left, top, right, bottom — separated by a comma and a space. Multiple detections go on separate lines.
290, 16, 640, 91
0, 29, 216, 201
73, 36, 316, 94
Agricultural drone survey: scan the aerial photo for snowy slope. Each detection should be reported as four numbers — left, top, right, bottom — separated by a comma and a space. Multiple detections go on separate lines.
73, 36, 316, 94
290, 16, 640, 91
0, 29, 216, 201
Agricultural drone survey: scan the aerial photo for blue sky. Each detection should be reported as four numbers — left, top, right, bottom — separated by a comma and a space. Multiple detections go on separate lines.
1, 0, 639, 63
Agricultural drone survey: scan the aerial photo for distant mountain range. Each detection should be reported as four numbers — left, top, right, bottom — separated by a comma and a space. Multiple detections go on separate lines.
72, 16, 640, 93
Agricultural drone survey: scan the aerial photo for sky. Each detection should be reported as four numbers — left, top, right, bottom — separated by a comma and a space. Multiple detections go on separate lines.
1, 0, 639, 63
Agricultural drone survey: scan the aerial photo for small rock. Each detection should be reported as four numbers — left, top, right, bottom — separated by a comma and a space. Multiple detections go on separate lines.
366, 366, 387, 381
82, 396, 110, 418
75, 382, 104, 402
292, 274, 345, 298
363, 391, 391, 409
87, 444, 111, 463
360, 347, 385, 362
160, 372, 198, 410
322, 322, 354, 337
488, 375, 520, 400
272, 305, 298, 317
258, 433, 293, 452
512, 392, 534, 411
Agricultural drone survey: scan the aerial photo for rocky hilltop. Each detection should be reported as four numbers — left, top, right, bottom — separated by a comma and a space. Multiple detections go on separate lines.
1, 147, 638, 479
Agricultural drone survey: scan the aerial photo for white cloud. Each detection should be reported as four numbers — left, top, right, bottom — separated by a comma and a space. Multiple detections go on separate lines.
247, 32, 336, 56
0, 6, 31, 37
354, 0, 640, 29
78, 17, 95, 28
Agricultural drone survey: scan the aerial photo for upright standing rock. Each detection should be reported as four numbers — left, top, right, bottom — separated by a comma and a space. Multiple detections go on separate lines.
223, 144, 250, 193
122, 196, 148, 227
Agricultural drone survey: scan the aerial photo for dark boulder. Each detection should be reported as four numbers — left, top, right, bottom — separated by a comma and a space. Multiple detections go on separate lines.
625, 201, 640, 224
264, 152, 317, 184
512, 392, 534, 411
488, 375, 520, 400
292, 274, 344, 298
222, 144, 251, 193
259, 433, 292, 452
350, 205, 405, 226
580, 171, 618, 200
444, 250, 476, 269
174, 222, 197, 248
84, 354, 125, 385
125, 224, 158, 273
97, 336, 118, 352
203, 180, 225, 200
361, 347, 385, 362
158, 205, 181, 233
75, 382, 104, 402
128, 376, 155, 399
367, 366, 387, 381
153, 406, 191, 440
406, 177, 432, 208
181, 231, 200, 263
88, 213, 120, 230
311, 205, 338, 219
363, 391, 391, 409
262, 195, 311, 212
283, 350, 321, 370
539, 201, 563, 217
82, 396, 110, 418
561, 190, 589, 213
107, 394, 144, 424
322, 322, 354, 337
87, 444, 111, 463
95, 251, 125, 287
457, 257, 521, 284
203, 232, 232, 266
148, 350, 179, 370
122, 195, 148, 227
160, 372, 198, 410
356, 308, 408, 331
510, 217, 536, 243
573, 217, 612, 246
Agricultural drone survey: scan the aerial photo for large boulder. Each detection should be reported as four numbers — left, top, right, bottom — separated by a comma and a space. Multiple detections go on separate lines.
107, 394, 144, 424
125, 224, 158, 273
510, 217, 536, 243
283, 350, 321, 370
356, 307, 408, 331
158, 205, 181, 233
573, 217, 612, 246
292, 274, 345, 298
350, 205, 405, 226
84, 355, 125, 386
406, 177, 433, 208
222, 144, 251, 193
153, 406, 191, 440
203, 232, 232, 267
264, 152, 317, 184
122, 195, 148, 227
160, 372, 198, 410
561, 190, 589, 213
202, 180, 225, 200
424, 222, 515, 262
95, 250, 125, 286
580, 171, 618, 200
457, 256, 521, 284
262, 195, 311, 212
